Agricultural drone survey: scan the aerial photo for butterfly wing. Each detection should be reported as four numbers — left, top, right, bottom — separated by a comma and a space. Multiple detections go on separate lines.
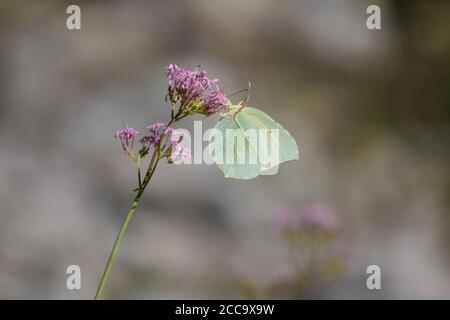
210, 114, 261, 179
210, 106, 299, 179
236, 107, 299, 171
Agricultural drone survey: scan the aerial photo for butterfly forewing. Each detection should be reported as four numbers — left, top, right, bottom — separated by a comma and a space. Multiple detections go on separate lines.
210, 115, 261, 179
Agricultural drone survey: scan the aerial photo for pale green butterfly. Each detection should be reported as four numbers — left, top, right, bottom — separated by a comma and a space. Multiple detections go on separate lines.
210, 91, 299, 179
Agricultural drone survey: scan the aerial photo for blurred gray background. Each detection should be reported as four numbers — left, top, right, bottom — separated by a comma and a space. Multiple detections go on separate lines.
0, 0, 449, 299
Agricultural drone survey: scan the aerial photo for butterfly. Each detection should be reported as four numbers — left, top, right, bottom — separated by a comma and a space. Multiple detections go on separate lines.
210, 88, 299, 179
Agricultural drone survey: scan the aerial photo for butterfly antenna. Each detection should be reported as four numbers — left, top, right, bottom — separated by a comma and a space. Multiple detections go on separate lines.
243, 82, 251, 106
229, 88, 249, 98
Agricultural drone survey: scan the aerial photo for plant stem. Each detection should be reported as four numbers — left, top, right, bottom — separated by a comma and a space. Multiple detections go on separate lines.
95, 148, 160, 300
95, 108, 184, 299
94, 191, 141, 299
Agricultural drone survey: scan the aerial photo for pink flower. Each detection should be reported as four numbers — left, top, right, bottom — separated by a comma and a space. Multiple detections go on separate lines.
171, 143, 191, 162
143, 122, 166, 147
140, 122, 188, 158
114, 127, 140, 152
274, 203, 340, 233
166, 128, 185, 147
166, 64, 229, 115
274, 209, 301, 230
301, 203, 340, 233
140, 122, 167, 149
203, 89, 228, 114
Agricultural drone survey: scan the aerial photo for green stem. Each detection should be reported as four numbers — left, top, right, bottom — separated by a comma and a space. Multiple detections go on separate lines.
94, 191, 141, 299
95, 149, 160, 300
95, 108, 185, 299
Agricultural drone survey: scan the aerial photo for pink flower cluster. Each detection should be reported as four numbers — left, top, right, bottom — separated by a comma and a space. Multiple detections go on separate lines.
114, 127, 140, 153
171, 143, 191, 162
274, 203, 340, 234
114, 122, 190, 162
140, 122, 166, 148
166, 64, 228, 115
163, 126, 191, 162
301, 204, 340, 232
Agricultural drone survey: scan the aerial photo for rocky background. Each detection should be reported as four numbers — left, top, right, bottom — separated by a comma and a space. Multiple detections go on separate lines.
0, 0, 449, 299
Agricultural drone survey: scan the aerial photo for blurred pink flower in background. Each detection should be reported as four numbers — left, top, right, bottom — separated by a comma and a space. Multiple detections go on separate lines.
274, 202, 340, 234
236, 203, 347, 298
301, 203, 340, 233
273, 208, 301, 230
